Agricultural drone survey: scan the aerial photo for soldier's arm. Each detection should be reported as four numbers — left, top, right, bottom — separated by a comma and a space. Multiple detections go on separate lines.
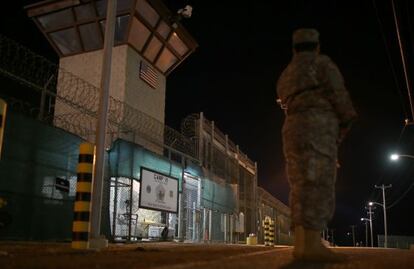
320, 57, 357, 130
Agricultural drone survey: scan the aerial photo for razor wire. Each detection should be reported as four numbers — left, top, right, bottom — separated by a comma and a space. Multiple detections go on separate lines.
0, 33, 197, 159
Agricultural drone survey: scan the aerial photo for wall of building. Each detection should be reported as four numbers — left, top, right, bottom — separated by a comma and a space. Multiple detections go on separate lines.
54, 45, 167, 153
59, 45, 128, 102
125, 46, 166, 124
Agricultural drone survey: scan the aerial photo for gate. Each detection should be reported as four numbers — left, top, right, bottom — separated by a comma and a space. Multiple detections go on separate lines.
182, 174, 200, 242
109, 177, 140, 241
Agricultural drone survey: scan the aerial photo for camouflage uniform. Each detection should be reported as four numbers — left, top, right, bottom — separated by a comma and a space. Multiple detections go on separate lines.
277, 29, 357, 230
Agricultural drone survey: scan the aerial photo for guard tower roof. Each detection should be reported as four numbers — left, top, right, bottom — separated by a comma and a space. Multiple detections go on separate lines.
25, 0, 198, 75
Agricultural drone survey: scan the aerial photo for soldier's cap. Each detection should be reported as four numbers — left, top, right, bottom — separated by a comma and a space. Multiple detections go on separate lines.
292, 28, 319, 45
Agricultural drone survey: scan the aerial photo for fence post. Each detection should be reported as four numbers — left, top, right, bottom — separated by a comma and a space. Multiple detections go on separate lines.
0, 98, 7, 159
72, 142, 94, 249
269, 219, 275, 246
264, 216, 270, 246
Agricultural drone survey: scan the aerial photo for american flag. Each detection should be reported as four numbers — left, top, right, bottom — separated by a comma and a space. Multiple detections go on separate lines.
139, 61, 158, 89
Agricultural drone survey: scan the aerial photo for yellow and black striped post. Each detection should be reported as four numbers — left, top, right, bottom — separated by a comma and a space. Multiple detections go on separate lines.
264, 216, 270, 246
0, 98, 7, 159
72, 142, 95, 249
269, 219, 275, 246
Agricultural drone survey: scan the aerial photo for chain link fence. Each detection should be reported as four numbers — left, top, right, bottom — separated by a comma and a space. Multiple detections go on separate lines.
0, 111, 82, 240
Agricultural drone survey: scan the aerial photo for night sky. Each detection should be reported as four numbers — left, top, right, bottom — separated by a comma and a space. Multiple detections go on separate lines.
2, 0, 414, 246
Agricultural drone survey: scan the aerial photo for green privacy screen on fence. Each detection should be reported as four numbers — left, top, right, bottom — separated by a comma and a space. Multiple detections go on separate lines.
0, 112, 238, 241
201, 179, 237, 214
0, 111, 83, 241
108, 139, 184, 192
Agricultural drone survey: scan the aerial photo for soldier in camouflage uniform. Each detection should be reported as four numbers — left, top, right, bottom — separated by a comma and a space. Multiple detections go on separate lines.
276, 29, 357, 261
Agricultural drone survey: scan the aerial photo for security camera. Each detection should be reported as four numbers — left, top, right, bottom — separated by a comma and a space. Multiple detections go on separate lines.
177, 5, 192, 19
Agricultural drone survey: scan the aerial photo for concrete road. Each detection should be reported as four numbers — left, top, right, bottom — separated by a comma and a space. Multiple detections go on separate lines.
1, 242, 413, 269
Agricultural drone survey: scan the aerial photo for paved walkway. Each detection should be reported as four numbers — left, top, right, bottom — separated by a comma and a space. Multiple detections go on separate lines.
0, 242, 413, 269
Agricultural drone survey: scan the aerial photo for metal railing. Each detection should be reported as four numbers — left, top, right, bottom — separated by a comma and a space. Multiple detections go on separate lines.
182, 113, 256, 172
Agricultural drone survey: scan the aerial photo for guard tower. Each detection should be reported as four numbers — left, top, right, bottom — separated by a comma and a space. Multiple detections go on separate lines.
25, 0, 197, 149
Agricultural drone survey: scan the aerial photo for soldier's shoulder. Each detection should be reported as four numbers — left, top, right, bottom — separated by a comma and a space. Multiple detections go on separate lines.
316, 54, 340, 71
316, 54, 334, 65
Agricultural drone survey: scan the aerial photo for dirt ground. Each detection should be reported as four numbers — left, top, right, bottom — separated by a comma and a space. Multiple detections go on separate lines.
1, 242, 413, 269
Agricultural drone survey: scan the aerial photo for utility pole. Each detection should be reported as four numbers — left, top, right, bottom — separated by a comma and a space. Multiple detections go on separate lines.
375, 184, 392, 248
361, 218, 369, 247
350, 225, 356, 247
89, 0, 117, 249
368, 206, 374, 247
364, 220, 368, 247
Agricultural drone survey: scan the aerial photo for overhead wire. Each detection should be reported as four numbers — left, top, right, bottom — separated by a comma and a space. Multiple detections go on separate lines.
366, 0, 412, 209
372, 0, 408, 120
387, 180, 414, 209
390, 0, 414, 121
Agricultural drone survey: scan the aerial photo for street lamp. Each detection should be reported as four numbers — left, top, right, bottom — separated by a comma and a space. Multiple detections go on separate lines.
361, 218, 369, 247
390, 153, 414, 161
366, 203, 375, 247
390, 154, 399, 161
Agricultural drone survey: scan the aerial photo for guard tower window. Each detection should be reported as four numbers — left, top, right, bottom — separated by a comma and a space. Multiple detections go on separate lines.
100, 15, 130, 43
129, 17, 151, 51
136, 0, 159, 27
144, 36, 163, 62
74, 3, 96, 21
156, 48, 178, 73
156, 20, 171, 39
79, 23, 102, 51
49, 28, 82, 54
96, 0, 133, 16
37, 8, 74, 30
168, 32, 189, 56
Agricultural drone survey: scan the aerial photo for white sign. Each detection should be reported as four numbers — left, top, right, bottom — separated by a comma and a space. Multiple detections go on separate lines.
139, 168, 179, 213
148, 226, 161, 237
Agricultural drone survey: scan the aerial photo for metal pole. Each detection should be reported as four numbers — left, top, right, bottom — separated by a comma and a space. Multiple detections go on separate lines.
230, 214, 233, 243
177, 193, 183, 240
382, 187, 387, 248
253, 162, 258, 235
365, 221, 368, 247
38, 75, 54, 121
90, 0, 117, 245
224, 213, 227, 243
203, 208, 207, 241
208, 209, 212, 241
375, 184, 392, 248
210, 121, 215, 173
350, 225, 356, 246
112, 177, 118, 239
192, 201, 196, 241
128, 180, 133, 241
198, 112, 204, 165
368, 206, 374, 247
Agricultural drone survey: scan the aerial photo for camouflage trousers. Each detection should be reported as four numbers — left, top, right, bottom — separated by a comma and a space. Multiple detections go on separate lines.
285, 147, 337, 231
